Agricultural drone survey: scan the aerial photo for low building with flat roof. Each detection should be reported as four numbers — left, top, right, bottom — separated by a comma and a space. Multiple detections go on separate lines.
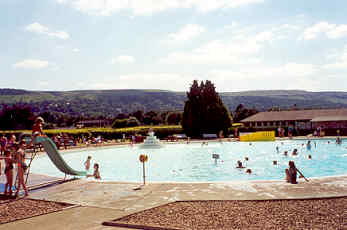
241, 108, 347, 135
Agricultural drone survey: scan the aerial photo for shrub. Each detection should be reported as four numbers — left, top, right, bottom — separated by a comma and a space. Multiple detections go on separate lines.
127, 116, 140, 127
112, 119, 128, 128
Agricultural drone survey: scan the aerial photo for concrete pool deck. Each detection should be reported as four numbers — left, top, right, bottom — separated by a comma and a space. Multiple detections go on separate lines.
1, 174, 346, 230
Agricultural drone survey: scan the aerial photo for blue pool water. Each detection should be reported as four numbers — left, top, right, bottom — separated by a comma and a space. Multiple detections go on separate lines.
30, 139, 347, 182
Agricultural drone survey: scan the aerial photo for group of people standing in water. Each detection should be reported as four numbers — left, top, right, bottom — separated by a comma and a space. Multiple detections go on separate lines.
232, 138, 329, 184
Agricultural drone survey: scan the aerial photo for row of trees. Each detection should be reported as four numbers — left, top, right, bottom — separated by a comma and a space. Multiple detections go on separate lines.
0, 105, 183, 130
112, 110, 182, 128
0, 80, 258, 132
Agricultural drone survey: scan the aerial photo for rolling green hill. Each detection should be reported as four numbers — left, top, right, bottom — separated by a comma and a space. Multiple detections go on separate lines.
0, 88, 347, 117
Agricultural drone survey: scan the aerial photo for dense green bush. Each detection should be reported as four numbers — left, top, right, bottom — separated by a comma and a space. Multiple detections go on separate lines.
127, 116, 140, 127
112, 119, 128, 128
0, 125, 183, 140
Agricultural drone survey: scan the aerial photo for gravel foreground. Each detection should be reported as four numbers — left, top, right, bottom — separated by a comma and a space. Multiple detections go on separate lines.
0, 197, 71, 224
117, 198, 347, 230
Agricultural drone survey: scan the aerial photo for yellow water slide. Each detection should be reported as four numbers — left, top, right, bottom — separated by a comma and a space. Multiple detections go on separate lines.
239, 131, 275, 142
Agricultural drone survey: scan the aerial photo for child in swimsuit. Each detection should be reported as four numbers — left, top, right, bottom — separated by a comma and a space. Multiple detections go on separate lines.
0, 134, 8, 155
84, 156, 92, 171
87, 163, 101, 179
1, 150, 15, 195
15, 141, 29, 197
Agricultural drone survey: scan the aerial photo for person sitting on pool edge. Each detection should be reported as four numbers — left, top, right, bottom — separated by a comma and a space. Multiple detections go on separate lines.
236, 160, 245, 168
285, 161, 298, 184
87, 163, 101, 179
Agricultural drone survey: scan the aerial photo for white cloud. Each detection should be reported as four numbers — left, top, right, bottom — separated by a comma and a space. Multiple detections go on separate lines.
300, 21, 347, 40
160, 30, 273, 65
72, 48, 80, 52
166, 24, 205, 43
56, 0, 263, 16
206, 62, 317, 91
77, 73, 196, 91
13, 59, 50, 70
323, 46, 347, 69
111, 55, 135, 64
77, 61, 317, 91
25, 22, 70, 40
209, 63, 315, 80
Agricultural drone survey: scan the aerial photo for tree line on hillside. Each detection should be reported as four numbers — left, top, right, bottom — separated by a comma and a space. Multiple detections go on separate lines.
0, 104, 184, 130
1, 88, 347, 119
0, 80, 258, 131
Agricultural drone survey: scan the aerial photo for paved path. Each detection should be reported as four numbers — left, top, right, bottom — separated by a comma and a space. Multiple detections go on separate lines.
1, 175, 345, 230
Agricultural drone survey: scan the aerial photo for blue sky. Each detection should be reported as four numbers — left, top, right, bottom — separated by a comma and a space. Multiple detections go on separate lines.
1, 0, 347, 92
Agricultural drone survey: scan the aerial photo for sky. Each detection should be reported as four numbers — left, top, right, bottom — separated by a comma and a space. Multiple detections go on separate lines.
1, 0, 347, 92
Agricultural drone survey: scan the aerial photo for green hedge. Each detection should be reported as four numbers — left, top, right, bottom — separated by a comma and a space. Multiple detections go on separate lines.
0, 125, 183, 140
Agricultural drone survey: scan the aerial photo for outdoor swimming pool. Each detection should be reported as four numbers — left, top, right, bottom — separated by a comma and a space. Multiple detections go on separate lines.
30, 139, 347, 182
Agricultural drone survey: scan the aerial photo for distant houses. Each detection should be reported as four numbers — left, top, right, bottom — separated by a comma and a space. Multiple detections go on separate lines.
241, 108, 347, 135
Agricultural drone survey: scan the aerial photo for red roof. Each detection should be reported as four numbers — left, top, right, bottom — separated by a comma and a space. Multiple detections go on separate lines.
241, 109, 347, 122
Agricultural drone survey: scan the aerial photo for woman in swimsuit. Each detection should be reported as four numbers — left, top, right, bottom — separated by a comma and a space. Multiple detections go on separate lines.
15, 141, 29, 197
1, 150, 15, 195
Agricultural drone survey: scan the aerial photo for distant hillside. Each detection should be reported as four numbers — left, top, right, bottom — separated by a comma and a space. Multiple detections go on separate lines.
0, 88, 347, 117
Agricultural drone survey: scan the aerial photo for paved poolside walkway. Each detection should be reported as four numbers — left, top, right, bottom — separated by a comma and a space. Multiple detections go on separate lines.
1, 174, 346, 230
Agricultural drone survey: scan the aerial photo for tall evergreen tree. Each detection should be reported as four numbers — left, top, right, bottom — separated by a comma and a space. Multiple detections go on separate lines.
182, 80, 203, 137
182, 80, 232, 137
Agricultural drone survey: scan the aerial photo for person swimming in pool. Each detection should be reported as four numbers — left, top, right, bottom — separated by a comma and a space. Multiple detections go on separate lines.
292, 149, 298, 156
306, 140, 312, 151
87, 163, 101, 179
236, 160, 245, 168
